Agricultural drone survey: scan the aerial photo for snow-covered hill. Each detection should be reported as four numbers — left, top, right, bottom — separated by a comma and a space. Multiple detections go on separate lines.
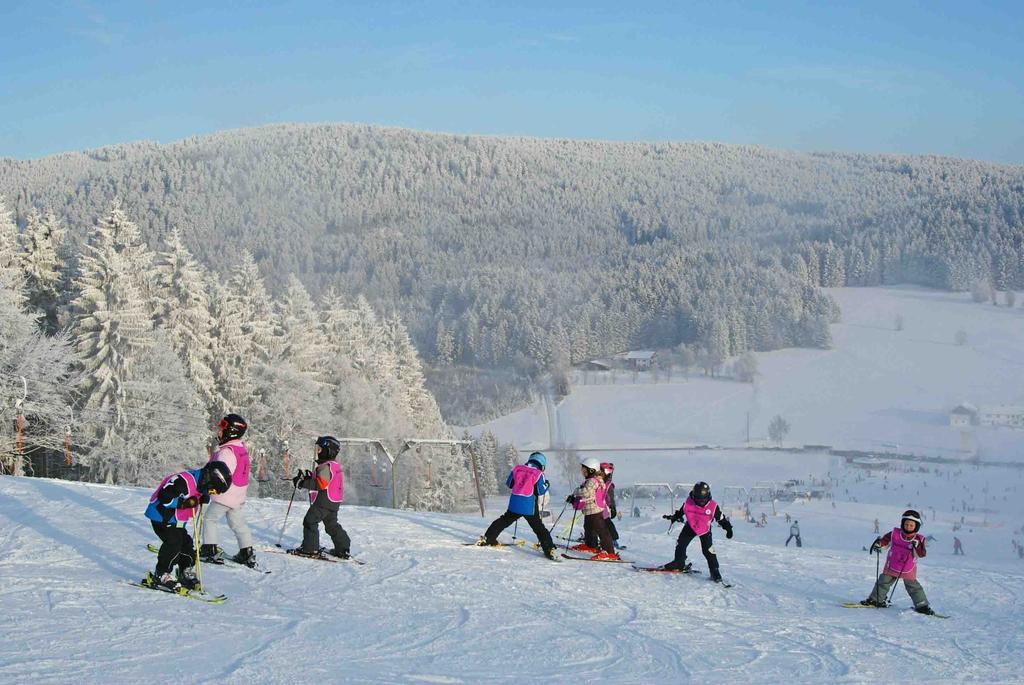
479, 286, 1024, 462
2, 472, 1022, 684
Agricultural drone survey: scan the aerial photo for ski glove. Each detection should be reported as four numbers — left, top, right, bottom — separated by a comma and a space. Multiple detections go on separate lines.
724, 524, 734, 539
566, 495, 576, 504
200, 493, 211, 505
869, 540, 881, 555
663, 513, 682, 523
179, 496, 199, 509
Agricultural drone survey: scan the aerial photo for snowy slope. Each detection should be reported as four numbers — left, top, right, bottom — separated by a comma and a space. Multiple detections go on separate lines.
478, 286, 1024, 462
2, 474, 1023, 684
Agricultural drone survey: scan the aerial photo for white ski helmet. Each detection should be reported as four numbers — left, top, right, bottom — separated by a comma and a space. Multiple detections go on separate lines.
580, 457, 601, 472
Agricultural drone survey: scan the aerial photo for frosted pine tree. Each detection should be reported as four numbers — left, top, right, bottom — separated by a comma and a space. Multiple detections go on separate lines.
0, 198, 25, 308
70, 213, 156, 480
154, 228, 219, 412
18, 208, 64, 331
476, 430, 500, 496
276, 274, 325, 374
226, 252, 276, 362
384, 316, 448, 436
95, 205, 160, 317
208, 278, 256, 414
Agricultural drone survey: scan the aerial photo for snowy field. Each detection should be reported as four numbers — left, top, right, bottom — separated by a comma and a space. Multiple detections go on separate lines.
478, 286, 1024, 462
3, 456, 1024, 684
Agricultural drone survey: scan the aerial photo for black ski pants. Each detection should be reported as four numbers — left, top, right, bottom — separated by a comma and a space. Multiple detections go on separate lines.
301, 504, 350, 555
606, 517, 619, 542
786, 534, 802, 547
152, 521, 196, 575
674, 524, 720, 579
583, 513, 615, 554
484, 510, 555, 552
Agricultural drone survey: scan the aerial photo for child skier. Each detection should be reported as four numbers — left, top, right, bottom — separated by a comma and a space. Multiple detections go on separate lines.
478, 452, 558, 560
291, 436, 351, 559
861, 510, 936, 614
142, 460, 232, 591
660, 481, 733, 582
568, 457, 617, 560
199, 414, 257, 567
600, 462, 622, 550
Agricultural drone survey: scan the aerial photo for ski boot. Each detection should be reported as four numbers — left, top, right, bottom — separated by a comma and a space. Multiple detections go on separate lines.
143, 571, 181, 591
232, 546, 257, 568
590, 551, 621, 561
475, 536, 501, 547
329, 548, 351, 560
570, 543, 599, 553
178, 565, 201, 592
199, 544, 224, 563
914, 605, 936, 615
860, 598, 886, 608
661, 560, 690, 572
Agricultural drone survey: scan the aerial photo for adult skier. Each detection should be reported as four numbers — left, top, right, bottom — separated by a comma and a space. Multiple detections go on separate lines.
861, 510, 936, 614
291, 436, 351, 559
142, 461, 232, 591
953, 536, 964, 555
478, 452, 558, 560
199, 414, 257, 567
568, 457, 617, 560
660, 481, 733, 582
786, 520, 802, 547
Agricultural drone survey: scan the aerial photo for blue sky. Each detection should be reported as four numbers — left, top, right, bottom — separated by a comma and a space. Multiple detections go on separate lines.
2, 1, 1022, 163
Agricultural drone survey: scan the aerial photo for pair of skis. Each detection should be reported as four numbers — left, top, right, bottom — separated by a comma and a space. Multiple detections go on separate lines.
465, 539, 562, 562
840, 602, 949, 618
266, 547, 366, 565
125, 576, 227, 604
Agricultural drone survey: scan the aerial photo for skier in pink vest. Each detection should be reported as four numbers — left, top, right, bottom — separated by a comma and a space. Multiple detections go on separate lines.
568, 457, 617, 560
291, 436, 351, 559
142, 461, 231, 592
660, 481, 733, 582
478, 452, 558, 560
199, 413, 257, 567
860, 510, 936, 614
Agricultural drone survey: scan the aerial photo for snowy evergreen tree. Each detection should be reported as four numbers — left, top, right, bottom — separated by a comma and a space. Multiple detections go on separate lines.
70, 212, 155, 456
208, 278, 257, 415
18, 208, 64, 331
476, 430, 500, 496
276, 274, 325, 374
154, 228, 219, 413
0, 198, 25, 310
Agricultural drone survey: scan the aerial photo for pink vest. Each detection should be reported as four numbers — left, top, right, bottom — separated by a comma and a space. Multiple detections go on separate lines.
150, 471, 199, 523
885, 527, 922, 579
684, 497, 717, 535
208, 441, 250, 509
595, 481, 607, 511
509, 464, 542, 496
310, 461, 344, 504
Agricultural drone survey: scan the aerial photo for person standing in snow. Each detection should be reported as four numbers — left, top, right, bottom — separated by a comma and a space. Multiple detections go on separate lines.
292, 436, 351, 559
478, 452, 558, 560
874, 518, 880, 534
600, 462, 622, 550
143, 461, 232, 591
660, 481, 733, 582
953, 536, 964, 555
567, 457, 617, 560
786, 520, 802, 547
861, 510, 937, 615
199, 414, 257, 567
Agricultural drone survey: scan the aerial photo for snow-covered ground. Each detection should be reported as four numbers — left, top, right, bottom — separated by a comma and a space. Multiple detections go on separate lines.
3, 456, 1023, 684
478, 287, 1024, 462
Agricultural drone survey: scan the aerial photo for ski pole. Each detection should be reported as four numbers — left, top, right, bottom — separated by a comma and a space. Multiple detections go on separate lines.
548, 501, 569, 533
886, 565, 907, 606
194, 502, 204, 591
564, 511, 579, 553
512, 520, 519, 543
275, 479, 300, 548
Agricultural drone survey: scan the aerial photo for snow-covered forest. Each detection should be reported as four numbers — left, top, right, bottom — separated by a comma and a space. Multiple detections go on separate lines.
0, 198, 513, 510
3, 124, 1021, 422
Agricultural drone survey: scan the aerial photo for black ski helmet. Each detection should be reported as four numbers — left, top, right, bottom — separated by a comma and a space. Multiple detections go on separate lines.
901, 509, 922, 532
217, 413, 248, 443
691, 482, 712, 506
316, 435, 341, 461
200, 460, 232, 494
